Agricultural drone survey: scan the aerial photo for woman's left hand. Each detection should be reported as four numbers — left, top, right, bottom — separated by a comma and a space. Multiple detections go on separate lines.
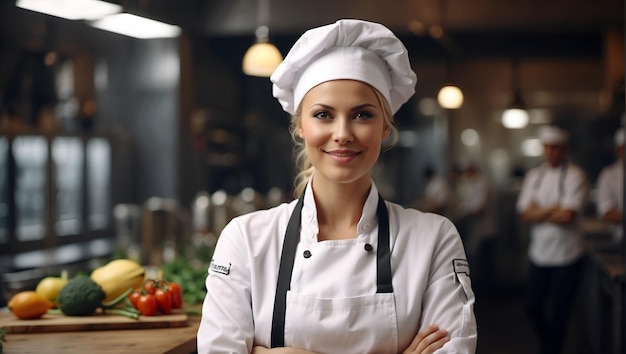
402, 324, 449, 354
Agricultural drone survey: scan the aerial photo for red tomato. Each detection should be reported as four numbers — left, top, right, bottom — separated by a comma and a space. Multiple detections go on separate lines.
143, 279, 157, 294
128, 291, 141, 309
168, 282, 183, 309
137, 294, 158, 316
155, 288, 172, 314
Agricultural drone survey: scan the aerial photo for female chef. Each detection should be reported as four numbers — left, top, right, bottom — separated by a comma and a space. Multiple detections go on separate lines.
197, 19, 477, 354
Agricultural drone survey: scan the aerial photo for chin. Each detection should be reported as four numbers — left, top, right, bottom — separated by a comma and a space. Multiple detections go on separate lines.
321, 169, 371, 185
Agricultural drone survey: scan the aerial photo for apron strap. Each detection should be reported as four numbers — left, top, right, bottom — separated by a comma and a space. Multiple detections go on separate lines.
271, 192, 304, 347
271, 191, 392, 347
376, 197, 393, 293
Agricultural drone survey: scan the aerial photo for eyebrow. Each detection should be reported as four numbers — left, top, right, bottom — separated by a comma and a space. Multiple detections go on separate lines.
310, 103, 378, 111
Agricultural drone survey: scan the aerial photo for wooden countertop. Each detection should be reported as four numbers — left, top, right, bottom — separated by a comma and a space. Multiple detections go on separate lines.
0, 311, 201, 354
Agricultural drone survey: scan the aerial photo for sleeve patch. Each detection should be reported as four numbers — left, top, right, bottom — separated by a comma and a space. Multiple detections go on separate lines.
209, 260, 231, 275
453, 258, 470, 277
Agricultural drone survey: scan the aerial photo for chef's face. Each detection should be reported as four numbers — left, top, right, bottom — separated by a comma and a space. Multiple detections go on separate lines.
543, 143, 567, 167
297, 79, 389, 186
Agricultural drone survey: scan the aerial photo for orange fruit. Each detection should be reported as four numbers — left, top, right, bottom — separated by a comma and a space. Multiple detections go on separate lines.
8, 291, 53, 319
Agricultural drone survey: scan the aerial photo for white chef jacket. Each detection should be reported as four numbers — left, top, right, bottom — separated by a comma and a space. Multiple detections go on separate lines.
197, 182, 477, 354
424, 176, 451, 209
596, 160, 623, 240
516, 162, 588, 266
456, 174, 497, 255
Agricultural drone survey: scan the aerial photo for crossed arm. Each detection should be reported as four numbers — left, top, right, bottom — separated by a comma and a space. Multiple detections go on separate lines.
602, 209, 623, 224
252, 324, 450, 354
520, 202, 576, 224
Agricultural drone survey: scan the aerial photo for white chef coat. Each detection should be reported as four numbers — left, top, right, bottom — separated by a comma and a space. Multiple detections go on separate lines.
596, 160, 623, 240
455, 173, 496, 256
424, 176, 451, 209
197, 182, 477, 354
516, 162, 588, 266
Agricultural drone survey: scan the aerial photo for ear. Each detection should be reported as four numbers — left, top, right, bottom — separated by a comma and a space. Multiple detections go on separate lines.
382, 124, 390, 140
297, 126, 304, 139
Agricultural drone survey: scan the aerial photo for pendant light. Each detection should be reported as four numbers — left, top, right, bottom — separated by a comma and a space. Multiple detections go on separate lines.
437, 60, 464, 109
501, 58, 529, 129
438, 84, 464, 109
433, 0, 463, 110
242, 0, 282, 77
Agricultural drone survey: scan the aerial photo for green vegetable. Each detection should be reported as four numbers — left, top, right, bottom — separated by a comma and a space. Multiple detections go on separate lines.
161, 257, 209, 305
57, 275, 106, 316
56, 276, 140, 319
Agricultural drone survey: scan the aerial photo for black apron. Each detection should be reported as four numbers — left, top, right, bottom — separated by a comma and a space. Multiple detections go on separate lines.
270, 192, 393, 347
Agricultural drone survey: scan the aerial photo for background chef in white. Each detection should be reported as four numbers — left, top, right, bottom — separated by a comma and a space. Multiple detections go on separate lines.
414, 165, 452, 216
596, 127, 624, 242
197, 19, 477, 354
516, 125, 589, 354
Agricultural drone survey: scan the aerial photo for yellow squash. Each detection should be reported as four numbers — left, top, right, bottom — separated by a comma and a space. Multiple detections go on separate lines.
35, 271, 68, 307
90, 259, 145, 302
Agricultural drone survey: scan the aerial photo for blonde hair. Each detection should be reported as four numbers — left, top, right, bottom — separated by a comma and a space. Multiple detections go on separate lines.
289, 87, 399, 198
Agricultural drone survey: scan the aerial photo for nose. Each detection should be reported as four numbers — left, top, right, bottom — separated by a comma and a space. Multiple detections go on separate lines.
333, 117, 354, 144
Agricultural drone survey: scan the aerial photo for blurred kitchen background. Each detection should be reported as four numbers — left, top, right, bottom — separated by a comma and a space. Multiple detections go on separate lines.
0, 0, 624, 353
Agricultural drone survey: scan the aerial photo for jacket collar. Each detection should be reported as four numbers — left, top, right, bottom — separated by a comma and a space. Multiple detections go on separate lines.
300, 178, 381, 242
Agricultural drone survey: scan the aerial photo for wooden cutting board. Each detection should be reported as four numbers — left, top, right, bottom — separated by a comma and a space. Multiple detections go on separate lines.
1, 309, 189, 334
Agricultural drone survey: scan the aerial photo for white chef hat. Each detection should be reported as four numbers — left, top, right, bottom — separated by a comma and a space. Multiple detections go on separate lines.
614, 127, 624, 147
538, 125, 569, 145
270, 19, 417, 115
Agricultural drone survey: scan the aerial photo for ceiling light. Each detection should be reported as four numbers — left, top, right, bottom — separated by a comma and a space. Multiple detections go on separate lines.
242, 42, 283, 77
408, 20, 426, 36
418, 98, 439, 115
521, 138, 543, 157
242, 28, 283, 77
429, 25, 445, 39
437, 85, 464, 109
398, 130, 418, 147
90, 13, 181, 39
437, 57, 464, 109
501, 58, 529, 129
242, 0, 282, 77
16, 0, 121, 20
502, 108, 529, 128
461, 128, 479, 146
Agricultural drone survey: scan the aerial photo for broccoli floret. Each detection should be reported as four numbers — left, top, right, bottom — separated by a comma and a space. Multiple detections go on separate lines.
57, 275, 106, 316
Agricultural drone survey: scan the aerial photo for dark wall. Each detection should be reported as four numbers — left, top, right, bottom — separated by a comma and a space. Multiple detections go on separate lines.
186, 34, 296, 196
94, 37, 181, 205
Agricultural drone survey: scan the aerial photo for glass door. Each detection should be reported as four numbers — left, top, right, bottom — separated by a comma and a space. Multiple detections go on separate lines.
86, 137, 111, 230
13, 136, 48, 241
52, 136, 84, 236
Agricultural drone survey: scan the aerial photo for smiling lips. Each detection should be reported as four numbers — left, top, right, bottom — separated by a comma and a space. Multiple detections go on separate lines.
325, 149, 361, 163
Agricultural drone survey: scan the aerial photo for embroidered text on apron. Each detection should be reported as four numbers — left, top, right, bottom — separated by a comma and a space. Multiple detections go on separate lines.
270, 192, 394, 348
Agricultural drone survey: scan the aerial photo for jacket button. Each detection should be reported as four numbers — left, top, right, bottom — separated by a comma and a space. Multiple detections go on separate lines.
303, 250, 312, 258
364, 244, 373, 252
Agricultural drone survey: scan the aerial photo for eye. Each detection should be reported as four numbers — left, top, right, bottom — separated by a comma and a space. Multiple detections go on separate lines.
313, 111, 332, 120
354, 111, 374, 120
